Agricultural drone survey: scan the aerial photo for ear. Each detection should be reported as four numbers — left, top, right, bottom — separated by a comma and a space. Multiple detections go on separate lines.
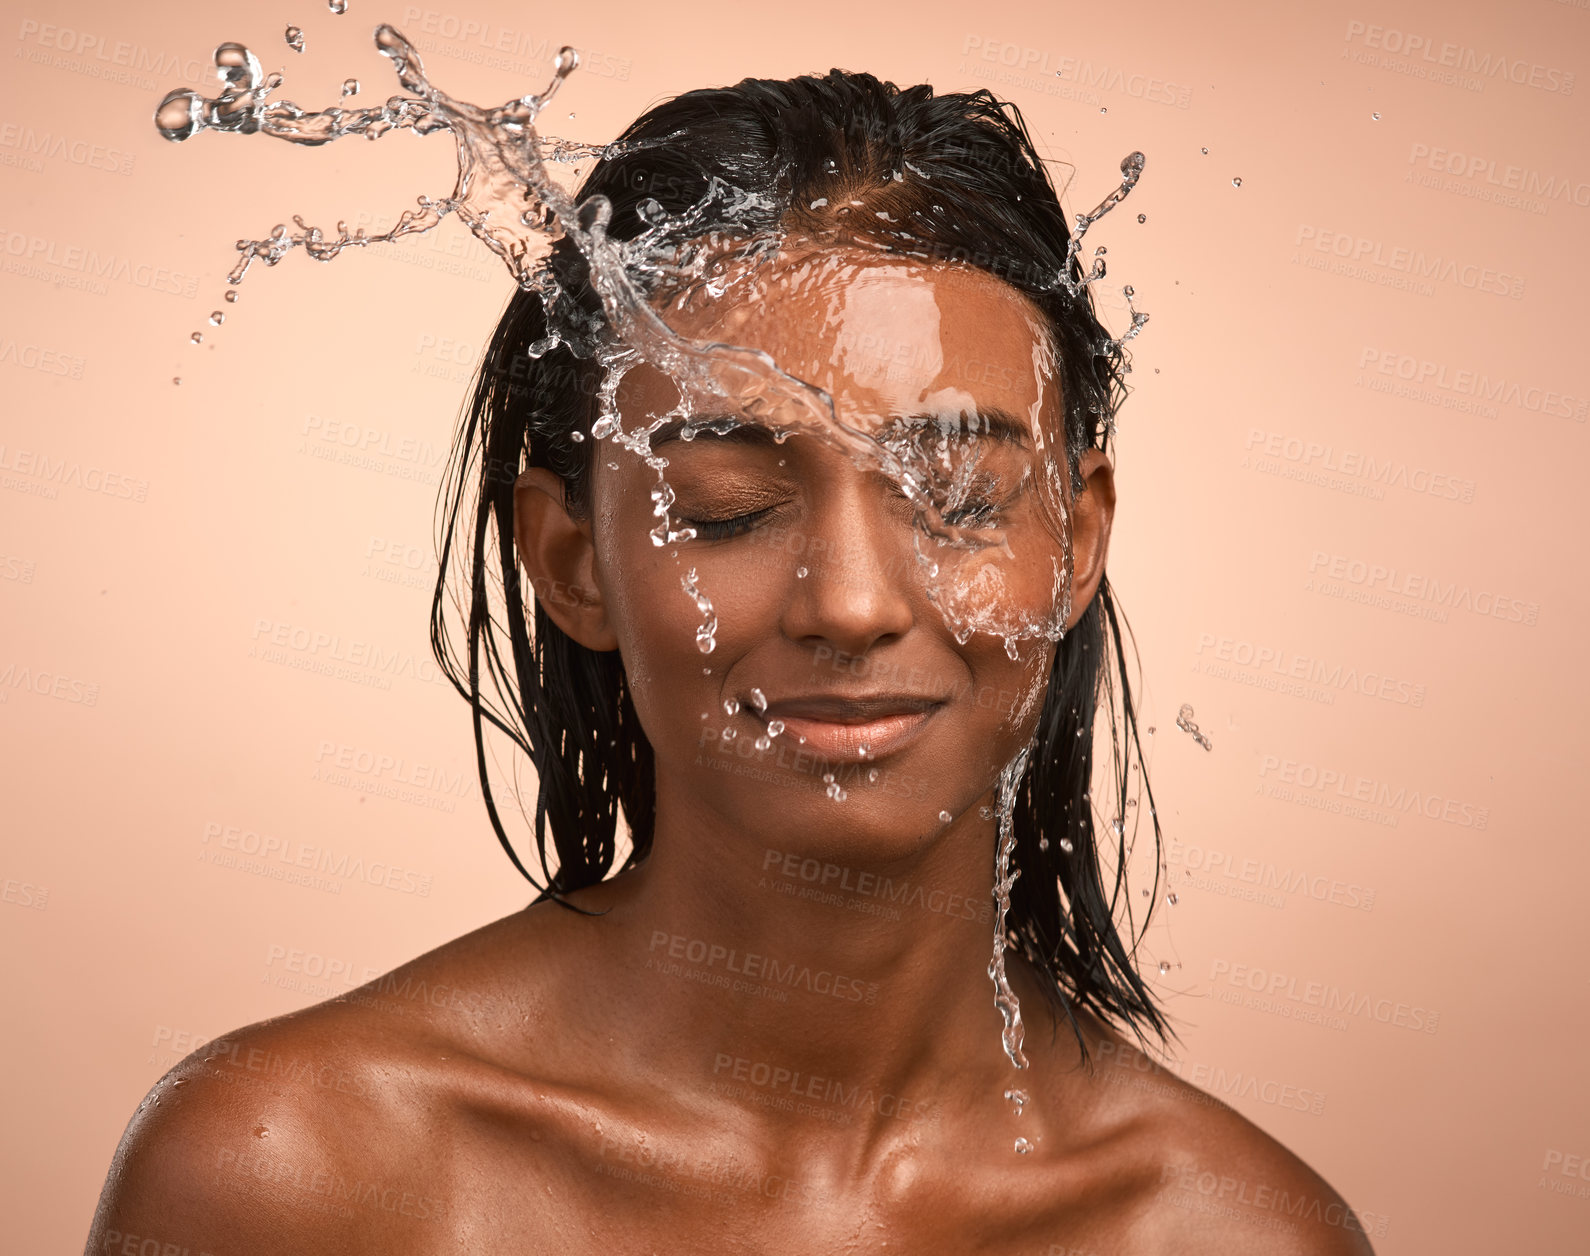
512, 467, 620, 652
1065, 448, 1116, 630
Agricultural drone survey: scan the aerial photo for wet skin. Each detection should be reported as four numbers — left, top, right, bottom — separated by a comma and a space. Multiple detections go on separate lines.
86, 250, 1374, 1255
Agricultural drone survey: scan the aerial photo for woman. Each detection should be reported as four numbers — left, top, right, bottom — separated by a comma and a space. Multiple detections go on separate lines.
88, 69, 1374, 1253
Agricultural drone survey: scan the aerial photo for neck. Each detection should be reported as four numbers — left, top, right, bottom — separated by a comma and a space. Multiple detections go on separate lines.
580, 771, 1060, 1150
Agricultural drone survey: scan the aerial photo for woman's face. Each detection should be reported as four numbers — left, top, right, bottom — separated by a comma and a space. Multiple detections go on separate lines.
518, 245, 1115, 861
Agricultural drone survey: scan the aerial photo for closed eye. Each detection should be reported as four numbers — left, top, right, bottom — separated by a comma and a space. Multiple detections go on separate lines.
679, 505, 782, 541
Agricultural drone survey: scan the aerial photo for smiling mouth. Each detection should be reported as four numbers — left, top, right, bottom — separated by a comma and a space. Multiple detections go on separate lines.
747, 694, 945, 760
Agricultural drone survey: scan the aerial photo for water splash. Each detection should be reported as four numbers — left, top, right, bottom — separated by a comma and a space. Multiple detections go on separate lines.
987, 744, 1033, 1073
1175, 702, 1212, 752
153, 26, 1152, 660
680, 567, 716, 654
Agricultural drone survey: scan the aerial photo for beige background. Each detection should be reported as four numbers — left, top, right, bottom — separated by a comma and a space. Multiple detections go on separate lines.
3, 0, 1587, 1250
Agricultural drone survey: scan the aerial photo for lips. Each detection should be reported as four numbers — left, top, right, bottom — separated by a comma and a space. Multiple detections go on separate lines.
749, 693, 944, 760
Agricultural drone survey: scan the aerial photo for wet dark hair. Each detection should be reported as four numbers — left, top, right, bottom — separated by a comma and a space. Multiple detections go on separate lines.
431, 69, 1172, 1053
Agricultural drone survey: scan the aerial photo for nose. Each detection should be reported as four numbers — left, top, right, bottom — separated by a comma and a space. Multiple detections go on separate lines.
777, 453, 917, 658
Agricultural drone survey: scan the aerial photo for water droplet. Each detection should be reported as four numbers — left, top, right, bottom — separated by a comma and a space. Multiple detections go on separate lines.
1014, 1138, 1032, 1154
224, 289, 239, 302
723, 698, 740, 716
1037, 836, 1048, 851
570, 430, 585, 442
767, 719, 785, 737
1371, 111, 1381, 121
1099, 106, 1107, 114
209, 311, 225, 325
1058, 837, 1074, 853
1200, 147, 1209, 155
1167, 892, 1179, 906
342, 78, 360, 97
253, 1125, 269, 1138
722, 727, 737, 743
795, 566, 808, 578
1158, 960, 1170, 975
1231, 176, 1242, 188
1175, 703, 1212, 751
328, 0, 348, 11
857, 743, 871, 759
754, 734, 772, 751
172, 377, 181, 386
867, 768, 879, 783
748, 688, 767, 712
190, 332, 203, 345
939, 810, 953, 823
285, 26, 305, 53
1137, 213, 1146, 223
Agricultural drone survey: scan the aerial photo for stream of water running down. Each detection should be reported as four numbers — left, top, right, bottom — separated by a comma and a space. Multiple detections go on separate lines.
155, 20, 1153, 1156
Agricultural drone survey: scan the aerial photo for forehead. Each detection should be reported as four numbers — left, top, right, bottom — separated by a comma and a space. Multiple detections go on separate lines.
623, 245, 1062, 449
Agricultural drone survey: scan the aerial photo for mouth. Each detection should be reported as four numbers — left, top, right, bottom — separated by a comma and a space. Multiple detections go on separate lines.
748, 693, 945, 761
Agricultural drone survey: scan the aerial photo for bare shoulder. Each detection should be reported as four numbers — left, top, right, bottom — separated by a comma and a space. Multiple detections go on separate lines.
84, 906, 558, 1256
1081, 1031, 1378, 1255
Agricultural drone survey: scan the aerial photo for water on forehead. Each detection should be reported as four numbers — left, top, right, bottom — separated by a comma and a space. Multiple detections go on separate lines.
662, 249, 1057, 441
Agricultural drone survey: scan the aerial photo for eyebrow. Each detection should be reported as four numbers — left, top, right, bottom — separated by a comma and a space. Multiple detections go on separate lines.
649, 408, 1034, 451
